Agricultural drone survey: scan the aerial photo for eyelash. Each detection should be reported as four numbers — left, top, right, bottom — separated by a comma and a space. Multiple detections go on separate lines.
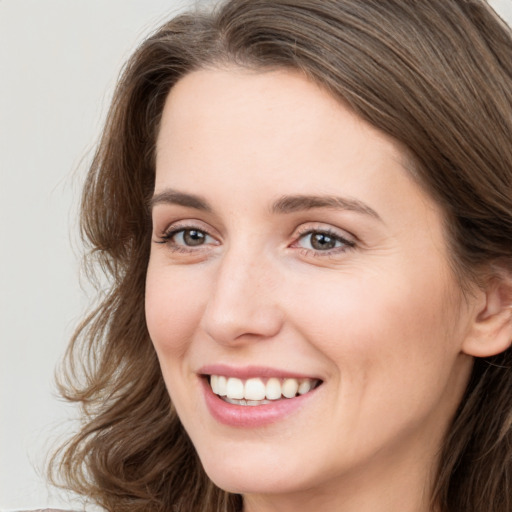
154, 224, 355, 257
154, 224, 216, 253
292, 227, 356, 256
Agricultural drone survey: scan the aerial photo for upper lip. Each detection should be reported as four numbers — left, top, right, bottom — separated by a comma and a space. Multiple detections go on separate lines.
198, 364, 322, 381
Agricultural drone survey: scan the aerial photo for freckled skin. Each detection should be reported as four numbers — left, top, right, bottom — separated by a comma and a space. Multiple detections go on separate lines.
145, 68, 480, 512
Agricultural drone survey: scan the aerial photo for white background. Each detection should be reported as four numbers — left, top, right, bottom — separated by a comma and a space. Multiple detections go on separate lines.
1, 0, 511, 510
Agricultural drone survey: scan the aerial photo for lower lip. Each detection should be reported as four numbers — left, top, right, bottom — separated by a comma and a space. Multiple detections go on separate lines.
201, 378, 318, 428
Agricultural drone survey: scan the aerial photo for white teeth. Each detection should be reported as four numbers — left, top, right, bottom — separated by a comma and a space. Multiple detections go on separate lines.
209, 375, 319, 402
226, 377, 244, 399
265, 378, 282, 400
225, 397, 272, 406
244, 378, 267, 400
217, 376, 227, 396
210, 375, 219, 394
282, 378, 299, 398
298, 379, 312, 395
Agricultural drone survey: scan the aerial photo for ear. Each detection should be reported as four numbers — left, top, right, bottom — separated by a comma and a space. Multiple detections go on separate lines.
462, 269, 512, 358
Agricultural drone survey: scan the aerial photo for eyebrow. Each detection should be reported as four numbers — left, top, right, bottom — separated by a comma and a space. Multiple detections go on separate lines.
150, 189, 381, 221
150, 189, 212, 212
272, 194, 382, 220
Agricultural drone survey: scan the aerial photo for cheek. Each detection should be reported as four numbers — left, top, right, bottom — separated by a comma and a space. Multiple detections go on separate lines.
289, 266, 463, 398
286, 268, 470, 461
145, 264, 206, 358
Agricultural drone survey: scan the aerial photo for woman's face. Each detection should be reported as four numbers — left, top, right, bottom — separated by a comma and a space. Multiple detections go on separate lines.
146, 68, 477, 506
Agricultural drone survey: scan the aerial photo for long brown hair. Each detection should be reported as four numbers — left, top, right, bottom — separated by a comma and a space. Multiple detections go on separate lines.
50, 1, 512, 511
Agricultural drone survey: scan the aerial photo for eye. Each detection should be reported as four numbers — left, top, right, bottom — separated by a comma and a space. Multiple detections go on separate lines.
155, 226, 218, 251
173, 229, 210, 247
295, 229, 354, 253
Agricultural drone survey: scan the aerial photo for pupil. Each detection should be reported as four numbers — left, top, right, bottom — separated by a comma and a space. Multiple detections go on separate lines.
311, 233, 336, 250
184, 230, 205, 246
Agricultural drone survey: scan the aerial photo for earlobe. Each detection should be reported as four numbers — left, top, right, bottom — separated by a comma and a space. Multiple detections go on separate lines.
462, 272, 512, 358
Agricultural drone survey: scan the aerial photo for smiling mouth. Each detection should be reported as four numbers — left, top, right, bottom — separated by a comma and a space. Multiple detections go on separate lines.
207, 375, 322, 406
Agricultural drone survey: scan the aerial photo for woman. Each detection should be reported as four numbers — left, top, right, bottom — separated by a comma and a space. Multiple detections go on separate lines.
49, 1, 512, 511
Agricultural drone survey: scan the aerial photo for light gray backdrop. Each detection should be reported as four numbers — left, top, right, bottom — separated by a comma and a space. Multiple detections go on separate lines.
1, 0, 511, 509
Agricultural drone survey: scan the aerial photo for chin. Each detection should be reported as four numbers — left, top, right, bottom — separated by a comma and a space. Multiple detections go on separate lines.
198, 446, 314, 495
207, 469, 308, 496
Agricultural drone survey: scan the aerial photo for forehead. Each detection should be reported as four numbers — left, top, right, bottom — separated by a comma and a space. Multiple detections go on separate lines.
155, 67, 411, 190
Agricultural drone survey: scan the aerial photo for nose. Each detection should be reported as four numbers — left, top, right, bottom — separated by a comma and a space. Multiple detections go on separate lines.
200, 247, 284, 346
